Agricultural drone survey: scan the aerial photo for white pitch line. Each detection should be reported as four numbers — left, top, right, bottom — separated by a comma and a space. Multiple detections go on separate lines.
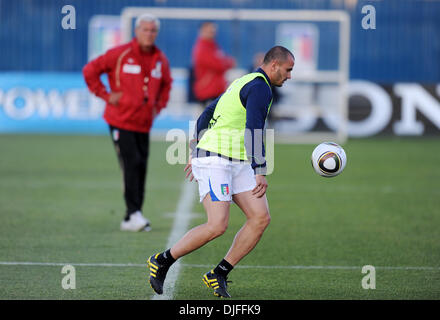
181, 264, 440, 271
152, 179, 197, 300
0, 262, 145, 267
0, 261, 439, 271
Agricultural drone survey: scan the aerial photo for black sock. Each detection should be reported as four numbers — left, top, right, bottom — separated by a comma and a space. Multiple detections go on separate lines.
213, 259, 234, 278
156, 249, 176, 268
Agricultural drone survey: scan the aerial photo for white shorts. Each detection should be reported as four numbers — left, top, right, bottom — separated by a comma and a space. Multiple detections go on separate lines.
191, 156, 257, 203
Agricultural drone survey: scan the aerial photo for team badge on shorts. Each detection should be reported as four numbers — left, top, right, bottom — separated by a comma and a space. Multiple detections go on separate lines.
112, 129, 119, 142
221, 184, 229, 196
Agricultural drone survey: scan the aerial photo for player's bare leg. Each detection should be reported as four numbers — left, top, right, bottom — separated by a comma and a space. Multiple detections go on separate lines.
202, 190, 270, 298
224, 190, 271, 266
148, 193, 230, 294
170, 193, 230, 259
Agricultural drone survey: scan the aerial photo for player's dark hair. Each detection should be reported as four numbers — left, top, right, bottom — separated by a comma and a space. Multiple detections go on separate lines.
263, 46, 295, 64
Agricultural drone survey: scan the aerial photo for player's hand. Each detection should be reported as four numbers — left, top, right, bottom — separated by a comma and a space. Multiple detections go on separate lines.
252, 175, 268, 198
109, 92, 123, 105
184, 155, 195, 182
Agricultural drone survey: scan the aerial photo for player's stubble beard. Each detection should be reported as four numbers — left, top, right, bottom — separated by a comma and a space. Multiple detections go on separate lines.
274, 70, 287, 87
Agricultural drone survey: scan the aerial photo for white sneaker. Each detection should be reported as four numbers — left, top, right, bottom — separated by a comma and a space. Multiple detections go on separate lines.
120, 211, 151, 232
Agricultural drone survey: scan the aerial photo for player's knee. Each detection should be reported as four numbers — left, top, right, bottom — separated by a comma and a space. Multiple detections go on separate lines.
206, 222, 228, 239
260, 212, 271, 229
251, 211, 271, 231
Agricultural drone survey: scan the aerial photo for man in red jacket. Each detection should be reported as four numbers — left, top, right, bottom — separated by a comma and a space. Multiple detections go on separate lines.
83, 13, 172, 232
192, 21, 236, 105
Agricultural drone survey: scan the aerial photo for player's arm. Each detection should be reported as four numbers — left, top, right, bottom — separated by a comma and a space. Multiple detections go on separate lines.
242, 80, 271, 175
185, 97, 221, 181
241, 80, 272, 197
189, 96, 221, 152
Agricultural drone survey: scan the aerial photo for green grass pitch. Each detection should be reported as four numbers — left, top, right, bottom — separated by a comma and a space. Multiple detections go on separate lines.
0, 134, 439, 299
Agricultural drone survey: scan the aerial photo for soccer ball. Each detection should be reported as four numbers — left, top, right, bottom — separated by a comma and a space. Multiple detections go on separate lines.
311, 142, 347, 177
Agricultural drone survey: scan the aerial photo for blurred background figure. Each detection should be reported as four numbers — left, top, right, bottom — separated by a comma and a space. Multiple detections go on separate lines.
191, 21, 236, 109
83, 13, 172, 232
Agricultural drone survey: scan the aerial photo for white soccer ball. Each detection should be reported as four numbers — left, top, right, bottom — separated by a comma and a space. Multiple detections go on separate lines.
311, 142, 347, 177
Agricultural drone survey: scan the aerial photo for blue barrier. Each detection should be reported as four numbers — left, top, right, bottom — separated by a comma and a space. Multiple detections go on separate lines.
0, 72, 192, 134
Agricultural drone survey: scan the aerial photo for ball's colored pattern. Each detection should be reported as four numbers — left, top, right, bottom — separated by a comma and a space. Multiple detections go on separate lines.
311, 142, 347, 177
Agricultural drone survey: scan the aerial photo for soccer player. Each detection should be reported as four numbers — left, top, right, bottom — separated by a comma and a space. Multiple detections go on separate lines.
148, 46, 294, 298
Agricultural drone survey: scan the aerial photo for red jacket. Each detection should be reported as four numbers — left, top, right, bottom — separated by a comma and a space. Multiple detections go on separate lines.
83, 39, 172, 133
192, 38, 235, 101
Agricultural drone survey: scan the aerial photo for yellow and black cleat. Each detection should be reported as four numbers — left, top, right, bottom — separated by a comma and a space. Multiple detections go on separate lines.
147, 253, 168, 295
202, 269, 231, 298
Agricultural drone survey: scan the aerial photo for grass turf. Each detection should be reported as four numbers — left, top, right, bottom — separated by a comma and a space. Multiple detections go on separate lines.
0, 135, 439, 300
